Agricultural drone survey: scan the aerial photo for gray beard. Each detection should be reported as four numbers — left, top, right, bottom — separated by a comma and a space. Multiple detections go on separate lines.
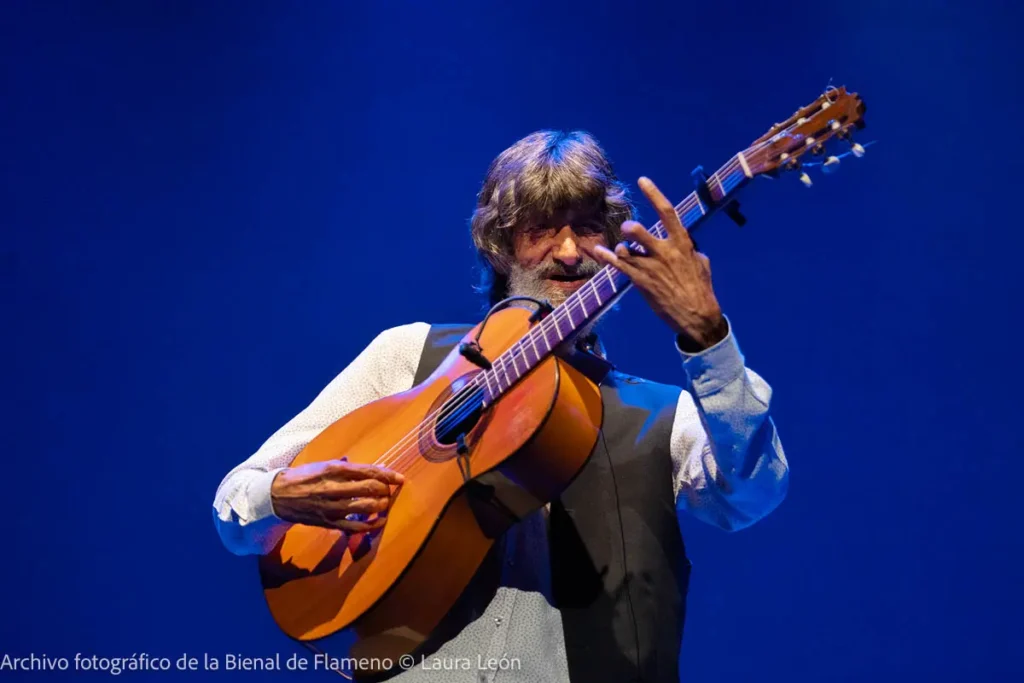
506, 262, 571, 306
505, 262, 606, 341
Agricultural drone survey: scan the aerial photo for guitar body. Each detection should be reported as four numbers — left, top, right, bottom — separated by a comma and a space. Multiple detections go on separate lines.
257, 307, 604, 675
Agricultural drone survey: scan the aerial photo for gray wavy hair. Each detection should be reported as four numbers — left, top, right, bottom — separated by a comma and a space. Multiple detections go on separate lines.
469, 130, 635, 306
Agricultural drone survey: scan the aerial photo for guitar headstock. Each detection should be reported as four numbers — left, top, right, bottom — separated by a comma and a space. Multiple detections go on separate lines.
743, 86, 868, 185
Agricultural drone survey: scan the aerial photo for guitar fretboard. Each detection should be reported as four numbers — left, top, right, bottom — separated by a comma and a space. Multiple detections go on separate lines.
475, 153, 752, 404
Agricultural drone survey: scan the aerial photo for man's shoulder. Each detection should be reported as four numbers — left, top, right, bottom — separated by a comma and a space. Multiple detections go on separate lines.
377, 322, 473, 349
366, 321, 432, 350
367, 322, 476, 357
422, 322, 476, 339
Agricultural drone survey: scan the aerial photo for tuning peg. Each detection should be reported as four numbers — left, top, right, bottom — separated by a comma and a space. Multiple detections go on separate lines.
822, 156, 840, 174
799, 172, 813, 187
851, 142, 865, 158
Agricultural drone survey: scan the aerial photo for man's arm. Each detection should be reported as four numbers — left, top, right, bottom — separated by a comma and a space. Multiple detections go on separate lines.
670, 318, 789, 531
212, 322, 430, 556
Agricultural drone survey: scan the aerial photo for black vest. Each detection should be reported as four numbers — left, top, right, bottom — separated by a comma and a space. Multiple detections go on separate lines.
413, 324, 692, 683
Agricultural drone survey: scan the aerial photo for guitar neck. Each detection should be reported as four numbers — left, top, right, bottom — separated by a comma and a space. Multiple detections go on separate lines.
476, 151, 754, 405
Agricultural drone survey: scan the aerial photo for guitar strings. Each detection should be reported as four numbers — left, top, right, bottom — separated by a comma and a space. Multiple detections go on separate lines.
316, 127, 807, 524
368, 155, 752, 477
369, 138, 783, 481
368, 144, 776, 479
407, 115, 849, 466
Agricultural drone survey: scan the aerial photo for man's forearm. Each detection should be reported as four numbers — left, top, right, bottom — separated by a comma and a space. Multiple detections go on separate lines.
671, 320, 790, 530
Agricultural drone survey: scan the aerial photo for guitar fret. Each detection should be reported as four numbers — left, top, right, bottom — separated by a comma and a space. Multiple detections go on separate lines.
713, 172, 726, 199
529, 330, 539, 359
548, 318, 561, 347
737, 152, 753, 179
509, 354, 520, 379
515, 343, 528, 368
499, 357, 511, 387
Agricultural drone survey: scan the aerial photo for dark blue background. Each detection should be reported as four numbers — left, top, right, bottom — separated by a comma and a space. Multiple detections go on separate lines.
4, 1, 1022, 681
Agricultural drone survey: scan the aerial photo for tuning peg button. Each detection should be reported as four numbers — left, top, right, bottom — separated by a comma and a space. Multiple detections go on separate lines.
822, 156, 840, 174
799, 172, 813, 187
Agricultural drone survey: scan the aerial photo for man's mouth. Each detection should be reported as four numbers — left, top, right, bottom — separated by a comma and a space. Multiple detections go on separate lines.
546, 274, 590, 291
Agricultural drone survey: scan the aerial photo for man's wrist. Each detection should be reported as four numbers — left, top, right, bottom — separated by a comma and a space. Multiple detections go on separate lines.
675, 314, 729, 352
675, 315, 746, 396
269, 469, 286, 517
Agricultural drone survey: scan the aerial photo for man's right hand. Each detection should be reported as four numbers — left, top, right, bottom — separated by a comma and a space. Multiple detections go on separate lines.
270, 459, 405, 532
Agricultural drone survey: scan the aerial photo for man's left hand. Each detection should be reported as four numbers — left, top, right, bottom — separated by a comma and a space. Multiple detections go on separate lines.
588, 176, 728, 350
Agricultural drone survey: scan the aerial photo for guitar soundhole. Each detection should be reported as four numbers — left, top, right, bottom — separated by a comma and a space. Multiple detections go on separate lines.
433, 384, 486, 445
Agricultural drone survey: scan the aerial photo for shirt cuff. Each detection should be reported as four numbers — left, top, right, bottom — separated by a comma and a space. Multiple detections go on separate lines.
248, 467, 288, 523
675, 316, 745, 396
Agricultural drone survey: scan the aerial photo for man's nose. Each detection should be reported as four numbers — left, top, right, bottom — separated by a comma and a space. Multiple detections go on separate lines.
552, 228, 581, 266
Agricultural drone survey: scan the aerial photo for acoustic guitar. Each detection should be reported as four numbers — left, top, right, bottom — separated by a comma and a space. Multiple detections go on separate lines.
257, 86, 868, 677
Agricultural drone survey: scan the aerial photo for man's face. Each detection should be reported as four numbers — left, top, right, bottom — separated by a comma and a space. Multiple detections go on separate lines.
507, 218, 607, 306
